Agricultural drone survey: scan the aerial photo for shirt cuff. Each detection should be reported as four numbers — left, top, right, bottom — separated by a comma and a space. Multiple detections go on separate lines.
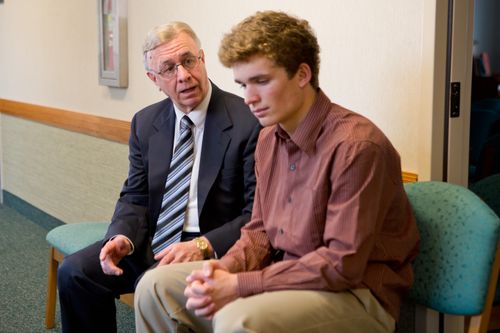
109, 235, 135, 255
236, 271, 264, 297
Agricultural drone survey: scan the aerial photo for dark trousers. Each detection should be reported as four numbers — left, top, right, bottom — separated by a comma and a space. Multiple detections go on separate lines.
57, 241, 154, 333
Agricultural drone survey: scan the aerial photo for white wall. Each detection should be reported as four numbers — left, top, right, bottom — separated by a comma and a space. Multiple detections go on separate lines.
0, 0, 435, 175
1, 115, 129, 223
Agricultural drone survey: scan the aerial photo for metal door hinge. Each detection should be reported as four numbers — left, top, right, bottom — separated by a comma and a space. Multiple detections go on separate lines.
450, 82, 460, 118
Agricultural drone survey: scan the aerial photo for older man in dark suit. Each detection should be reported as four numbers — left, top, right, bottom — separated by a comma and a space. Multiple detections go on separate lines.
57, 21, 260, 333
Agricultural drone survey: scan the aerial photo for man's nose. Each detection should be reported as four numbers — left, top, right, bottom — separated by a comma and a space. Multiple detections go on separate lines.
244, 87, 259, 106
176, 64, 192, 81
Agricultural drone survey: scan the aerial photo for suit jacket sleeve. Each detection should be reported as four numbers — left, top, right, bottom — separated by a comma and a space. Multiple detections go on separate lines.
104, 113, 151, 255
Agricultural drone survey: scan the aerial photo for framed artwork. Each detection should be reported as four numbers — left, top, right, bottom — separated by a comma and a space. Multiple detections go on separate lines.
98, 0, 128, 88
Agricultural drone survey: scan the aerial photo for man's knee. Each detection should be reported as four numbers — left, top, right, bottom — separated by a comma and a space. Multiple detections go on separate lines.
57, 243, 101, 291
57, 253, 82, 291
135, 262, 203, 314
135, 264, 180, 298
134, 267, 155, 301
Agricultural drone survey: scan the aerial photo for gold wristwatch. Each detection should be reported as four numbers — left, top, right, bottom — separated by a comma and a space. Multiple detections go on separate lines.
194, 237, 210, 259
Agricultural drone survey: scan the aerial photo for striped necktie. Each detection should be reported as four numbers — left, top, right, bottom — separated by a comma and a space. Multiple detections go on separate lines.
152, 115, 194, 255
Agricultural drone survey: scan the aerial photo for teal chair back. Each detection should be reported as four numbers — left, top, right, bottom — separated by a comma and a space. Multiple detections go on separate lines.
471, 173, 500, 303
404, 181, 500, 319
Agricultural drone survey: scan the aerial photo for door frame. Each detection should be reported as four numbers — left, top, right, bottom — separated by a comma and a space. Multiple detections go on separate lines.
416, 0, 475, 332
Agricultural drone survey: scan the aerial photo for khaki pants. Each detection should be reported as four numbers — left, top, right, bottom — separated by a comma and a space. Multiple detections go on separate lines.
135, 261, 395, 333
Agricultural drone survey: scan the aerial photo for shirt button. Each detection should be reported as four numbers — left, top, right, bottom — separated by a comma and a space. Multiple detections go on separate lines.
279, 228, 284, 235
287, 197, 292, 203
289, 163, 296, 171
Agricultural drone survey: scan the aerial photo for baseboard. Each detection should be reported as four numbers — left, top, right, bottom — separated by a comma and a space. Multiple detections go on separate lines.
2, 190, 64, 231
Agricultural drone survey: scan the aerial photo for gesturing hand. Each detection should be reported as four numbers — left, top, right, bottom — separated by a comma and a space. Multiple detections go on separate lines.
99, 236, 131, 276
184, 260, 238, 319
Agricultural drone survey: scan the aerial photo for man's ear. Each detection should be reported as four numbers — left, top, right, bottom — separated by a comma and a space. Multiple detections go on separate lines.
297, 63, 312, 88
199, 49, 205, 63
146, 72, 163, 92
146, 71, 157, 84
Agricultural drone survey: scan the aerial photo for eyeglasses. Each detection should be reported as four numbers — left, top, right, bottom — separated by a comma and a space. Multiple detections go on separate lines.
151, 53, 202, 79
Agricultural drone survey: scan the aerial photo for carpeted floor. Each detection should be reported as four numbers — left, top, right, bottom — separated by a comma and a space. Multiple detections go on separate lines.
0, 204, 135, 333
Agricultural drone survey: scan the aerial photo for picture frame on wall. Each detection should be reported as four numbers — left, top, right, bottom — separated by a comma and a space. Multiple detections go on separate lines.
98, 0, 128, 88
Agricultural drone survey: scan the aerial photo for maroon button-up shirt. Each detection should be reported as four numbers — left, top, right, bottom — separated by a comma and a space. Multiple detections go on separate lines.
220, 90, 419, 321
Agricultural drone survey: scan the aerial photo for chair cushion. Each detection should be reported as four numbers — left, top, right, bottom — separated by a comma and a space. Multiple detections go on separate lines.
46, 222, 110, 256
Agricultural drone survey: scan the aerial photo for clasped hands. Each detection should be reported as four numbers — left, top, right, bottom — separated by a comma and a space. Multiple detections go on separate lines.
184, 260, 239, 319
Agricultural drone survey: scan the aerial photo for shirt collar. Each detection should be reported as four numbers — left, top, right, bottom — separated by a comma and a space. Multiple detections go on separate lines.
173, 81, 212, 129
275, 89, 331, 154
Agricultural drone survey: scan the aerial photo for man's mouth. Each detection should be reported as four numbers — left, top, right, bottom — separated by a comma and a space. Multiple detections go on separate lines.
180, 86, 197, 94
252, 107, 268, 117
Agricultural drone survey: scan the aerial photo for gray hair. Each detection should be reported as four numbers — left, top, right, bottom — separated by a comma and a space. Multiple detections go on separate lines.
142, 22, 201, 70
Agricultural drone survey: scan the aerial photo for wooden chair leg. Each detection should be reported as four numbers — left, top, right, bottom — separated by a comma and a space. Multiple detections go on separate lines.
45, 247, 59, 329
467, 242, 500, 333
120, 293, 135, 308
45, 245, 134, 330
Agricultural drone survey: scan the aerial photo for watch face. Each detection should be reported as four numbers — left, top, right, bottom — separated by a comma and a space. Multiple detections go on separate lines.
196, 238, 208, 250
195, 238, 210, 259
200, 242, 208, 250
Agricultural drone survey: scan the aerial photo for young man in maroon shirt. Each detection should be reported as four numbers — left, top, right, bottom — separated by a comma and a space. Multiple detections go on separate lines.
134, 11, 419, 333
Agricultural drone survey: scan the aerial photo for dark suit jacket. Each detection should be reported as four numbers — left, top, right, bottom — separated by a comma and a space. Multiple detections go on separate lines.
105, 83, 260, 263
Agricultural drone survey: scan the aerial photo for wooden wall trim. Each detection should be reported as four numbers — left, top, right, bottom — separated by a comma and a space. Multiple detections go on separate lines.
0, 98, 130, 144
402, 171, 418, 183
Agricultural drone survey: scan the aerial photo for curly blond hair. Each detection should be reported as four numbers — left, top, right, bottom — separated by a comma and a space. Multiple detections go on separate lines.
219, 11, 320, 88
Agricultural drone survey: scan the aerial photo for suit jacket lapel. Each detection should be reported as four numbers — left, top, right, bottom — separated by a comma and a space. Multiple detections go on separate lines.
198, 84, 232, 214
149, 100, 176, 207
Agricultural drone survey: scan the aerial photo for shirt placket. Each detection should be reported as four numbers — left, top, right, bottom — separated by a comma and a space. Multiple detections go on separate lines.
282, 139, 301, 230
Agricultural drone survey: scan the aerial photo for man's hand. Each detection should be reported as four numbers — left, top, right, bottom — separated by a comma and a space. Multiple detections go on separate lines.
155, 237, 213, 266
99, 236, 131, 276
184, 260, 238, 319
